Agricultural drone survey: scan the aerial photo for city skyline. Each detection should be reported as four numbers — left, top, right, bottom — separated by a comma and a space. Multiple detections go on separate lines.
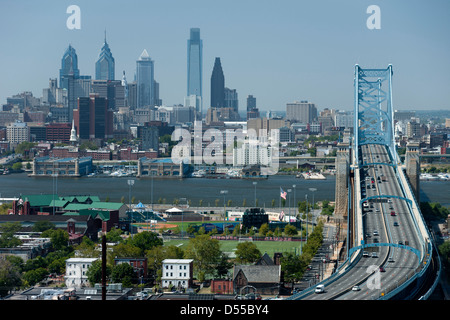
0, 0, 450, 112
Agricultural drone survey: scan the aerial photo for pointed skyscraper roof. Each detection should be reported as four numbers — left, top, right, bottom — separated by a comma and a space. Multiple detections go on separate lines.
139, 49, 150, 60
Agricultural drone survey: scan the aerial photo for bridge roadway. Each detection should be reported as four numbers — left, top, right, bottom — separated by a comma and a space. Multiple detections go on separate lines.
298, 144, 423, 300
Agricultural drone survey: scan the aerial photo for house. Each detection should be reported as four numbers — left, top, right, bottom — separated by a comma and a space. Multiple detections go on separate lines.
161, 259, 194, 289
232, 253, 282, 296
65, 257, 98, 288
114, 257, 148, 283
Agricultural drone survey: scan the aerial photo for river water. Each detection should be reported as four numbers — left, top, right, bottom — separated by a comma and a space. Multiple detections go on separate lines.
0, 173, 448, 207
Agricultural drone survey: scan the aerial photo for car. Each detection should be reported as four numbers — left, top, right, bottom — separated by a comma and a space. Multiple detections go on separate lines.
363, 251, 369, 257
393, 222, 399, 227
398, 241, 404, 245
373, 238, 379, 243
315, 285, 325, 294
390, 211, 396, 216
379, 266, 385, 272
373, 230, 379, 236
372, 252, 378, 258
352, 285, 361, 291
388, 256, 394, 263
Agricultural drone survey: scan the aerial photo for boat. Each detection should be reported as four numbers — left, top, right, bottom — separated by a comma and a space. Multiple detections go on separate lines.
300, 172, 326, 180
191, 170, 206, 178
420, 173, 439, 181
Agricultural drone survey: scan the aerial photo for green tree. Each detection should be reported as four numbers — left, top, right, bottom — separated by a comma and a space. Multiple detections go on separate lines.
439, 241, 450, 263
111, 262, 136, 286
259, 223, 269, 236
74, 236, 99, 258
32, 220, 56, 232
0, 259, 22, 297
0, 222, 22, 248
110, 242, 141, 259
12, 162, 23, 171
281, 252, 307, 286
235, 241, 261, 264
86, 260, 111, 286
42, 229, 69, 251
284, 224, 298, 236
184, 234, 222, 281
23, 267, 48, 286
215, 252, 233, 278
106, 228, 123, 243
127, 231, 163, 256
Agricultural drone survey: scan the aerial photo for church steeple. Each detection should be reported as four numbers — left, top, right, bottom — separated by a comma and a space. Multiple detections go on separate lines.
70, 119, 77, 144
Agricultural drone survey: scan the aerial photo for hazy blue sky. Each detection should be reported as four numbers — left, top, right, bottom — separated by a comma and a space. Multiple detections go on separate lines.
1, 0, 449, 112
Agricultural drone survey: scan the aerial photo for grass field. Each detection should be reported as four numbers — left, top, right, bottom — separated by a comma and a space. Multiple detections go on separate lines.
163, 238, 304, 258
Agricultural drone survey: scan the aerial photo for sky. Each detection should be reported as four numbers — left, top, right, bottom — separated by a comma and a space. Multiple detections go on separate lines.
0, 0, 449, 113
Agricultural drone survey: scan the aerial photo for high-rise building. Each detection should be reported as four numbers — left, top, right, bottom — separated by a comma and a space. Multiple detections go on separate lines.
95, 32, 115, 80
286, 101, 317, 124
247, 95, 256, 111
224, 88, 238, 113
60, 45, 80, 90
187, 28, 203, 114
91, 80, 125, 110
136, 49, 155, 108
73, 94, 113, 141
7, 120, 29, 146
210, 57, 225, 109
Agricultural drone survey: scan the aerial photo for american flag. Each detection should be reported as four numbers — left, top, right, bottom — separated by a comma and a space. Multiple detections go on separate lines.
280, 187, 287, 200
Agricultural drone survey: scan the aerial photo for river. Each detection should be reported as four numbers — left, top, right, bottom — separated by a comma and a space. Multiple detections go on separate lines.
0, 173, 448, 207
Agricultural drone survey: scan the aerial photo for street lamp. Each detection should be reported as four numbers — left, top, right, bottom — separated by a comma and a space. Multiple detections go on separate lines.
309, 187, 317, 232
253, 182, 257, 207
287, 189, 292, 224
293, 184, 296, 217
128, 179, 135, 237
180, 197, 187, 237
220, 190, 228, 234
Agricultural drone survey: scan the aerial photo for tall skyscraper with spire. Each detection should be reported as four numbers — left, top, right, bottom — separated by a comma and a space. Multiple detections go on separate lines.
210, 57, 225, 109
59, 44, 80, 90
95, 31, 115, 80
136, 49, 155, 108
186, 28, 203, 115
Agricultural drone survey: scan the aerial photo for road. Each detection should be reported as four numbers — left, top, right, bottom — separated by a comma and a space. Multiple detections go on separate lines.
300, 144, 422, 300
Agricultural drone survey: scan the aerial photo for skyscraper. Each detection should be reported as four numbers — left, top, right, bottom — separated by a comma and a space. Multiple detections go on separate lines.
286, 101, 318, 124
210, 57, 224, 109
136, 49, 155, 108
95, 31, 115, 80
187, 28, 202, 113
59, 45, 80, 90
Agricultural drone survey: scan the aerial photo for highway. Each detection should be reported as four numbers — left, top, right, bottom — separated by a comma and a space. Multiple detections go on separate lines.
299, 143, 423, 300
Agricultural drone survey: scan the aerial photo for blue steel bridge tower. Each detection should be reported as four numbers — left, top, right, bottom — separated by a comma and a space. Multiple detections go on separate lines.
353, 65, 396, 167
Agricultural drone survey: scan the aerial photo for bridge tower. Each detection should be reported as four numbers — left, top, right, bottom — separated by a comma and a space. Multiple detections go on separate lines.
405, 141, 420, 202
353, 65, 396, 166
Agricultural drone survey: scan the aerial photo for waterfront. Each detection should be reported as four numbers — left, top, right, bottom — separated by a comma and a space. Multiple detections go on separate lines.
0, 172, 449, 208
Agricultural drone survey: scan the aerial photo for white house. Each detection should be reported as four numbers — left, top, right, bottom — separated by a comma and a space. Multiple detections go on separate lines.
161, 259, 194, 289
65, 258, 98, 288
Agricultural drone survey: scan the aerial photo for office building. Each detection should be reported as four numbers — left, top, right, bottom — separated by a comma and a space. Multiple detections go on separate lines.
73, 94, 113, 141
210, 57, 225, 109
224, 87, 238, 113
137, 125, 159, 151
136, 49, 155, 108
286, 101, 317, 124
59, 45, 80, 90
247, 95, 256, 111
95, 32, 115, 80
187, 28, 202, 114
7, 120, 29, 146
91, 80, 125, 110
